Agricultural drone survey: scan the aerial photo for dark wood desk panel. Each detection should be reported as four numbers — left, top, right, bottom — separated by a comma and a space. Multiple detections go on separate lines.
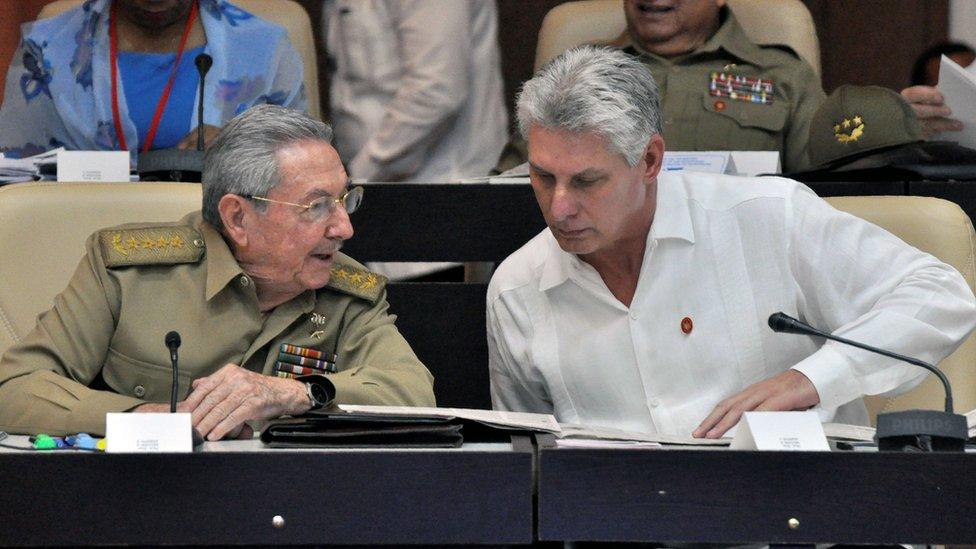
537, 440, 976, 544
807, 180, 907, 197
0, 440, 534, 546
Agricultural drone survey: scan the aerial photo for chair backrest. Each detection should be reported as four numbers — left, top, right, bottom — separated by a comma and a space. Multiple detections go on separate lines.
38, 0, 321, 120
534, 0, 821, 78
0, 182, 201, 357
825, 195, 976, 423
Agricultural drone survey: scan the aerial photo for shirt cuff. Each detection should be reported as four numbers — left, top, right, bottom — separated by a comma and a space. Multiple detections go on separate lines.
790, 343, 862, 411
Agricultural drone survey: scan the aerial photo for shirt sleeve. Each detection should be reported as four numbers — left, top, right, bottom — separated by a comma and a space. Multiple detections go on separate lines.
487, 289, 554, 414
786, 187, 976, 411
780, 59, 825, 173
0, 33, 69, 157
0, 236, 143, 436
346, 0, 471, 181
325, 288, 436, 407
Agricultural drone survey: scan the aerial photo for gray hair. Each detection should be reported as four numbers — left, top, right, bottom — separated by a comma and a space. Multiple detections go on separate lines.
202, 104, 334, 231
516, 45, 661, 167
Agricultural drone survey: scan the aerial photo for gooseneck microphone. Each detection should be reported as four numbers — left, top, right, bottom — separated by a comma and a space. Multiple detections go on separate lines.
768, 312, 953, 413
194, 53, 213, 151
768, 312, 967, 451
165, 331, 182, 413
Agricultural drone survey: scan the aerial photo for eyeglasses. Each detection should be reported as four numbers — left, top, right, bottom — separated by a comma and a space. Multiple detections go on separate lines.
245, 186, 364, 222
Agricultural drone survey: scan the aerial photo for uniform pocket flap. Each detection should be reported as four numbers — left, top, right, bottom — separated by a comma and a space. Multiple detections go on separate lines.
702, 93, 789, 132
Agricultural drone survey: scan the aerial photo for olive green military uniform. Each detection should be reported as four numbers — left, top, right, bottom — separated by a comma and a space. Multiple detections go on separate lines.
625, 8, 824, 172
0, 212, 435, 436
495, 8, 824, 174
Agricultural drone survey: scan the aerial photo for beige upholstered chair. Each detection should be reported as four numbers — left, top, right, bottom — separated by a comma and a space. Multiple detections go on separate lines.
38, 0, 321, 119
534, 0, 821, 78
825, 196, 976, 424
0, 182, 201, 358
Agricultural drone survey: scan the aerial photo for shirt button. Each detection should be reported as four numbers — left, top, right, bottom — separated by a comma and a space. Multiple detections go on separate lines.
629, 311, 638, 320
664, 118, 673, 126
240, 275, 251, 287
648, 398, 660, 407
133, 385, 146, 398
192, 238, 204, 248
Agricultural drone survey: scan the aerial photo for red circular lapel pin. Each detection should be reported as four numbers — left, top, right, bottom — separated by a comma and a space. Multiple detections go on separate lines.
681, 316, 693, 334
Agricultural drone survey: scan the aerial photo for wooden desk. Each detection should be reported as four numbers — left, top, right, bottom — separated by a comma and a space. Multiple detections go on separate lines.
536, 435, 976, 544
0, 436, 534, 546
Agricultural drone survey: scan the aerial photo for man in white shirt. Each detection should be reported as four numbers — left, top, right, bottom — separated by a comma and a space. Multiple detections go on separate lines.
323, 0, 507, 280
487, 46, 976, 439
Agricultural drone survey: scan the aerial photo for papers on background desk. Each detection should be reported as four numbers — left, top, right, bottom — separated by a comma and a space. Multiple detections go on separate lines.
0, 147, 61, 183
935, 55, 976, 148
338, 404, 561, 433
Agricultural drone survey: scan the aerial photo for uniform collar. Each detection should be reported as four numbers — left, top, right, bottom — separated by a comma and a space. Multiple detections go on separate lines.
538, 172, 694, 292
192, 213, 245, 301
624, 7, 767, 67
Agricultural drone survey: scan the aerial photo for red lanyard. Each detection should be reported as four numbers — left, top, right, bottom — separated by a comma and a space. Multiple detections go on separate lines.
109, 1, 199, 152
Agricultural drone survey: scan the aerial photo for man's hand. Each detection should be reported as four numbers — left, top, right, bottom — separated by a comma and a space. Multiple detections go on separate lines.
181, 364, 311, 441
132, 398, 254, 440
901, 85, 964, 138
176, 124, 221, 150
692, 369, 820, 439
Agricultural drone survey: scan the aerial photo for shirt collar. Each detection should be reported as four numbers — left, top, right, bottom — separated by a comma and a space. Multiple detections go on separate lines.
624, 7, 766, 67
538, 173, 694, 292
195, 213, 246, 301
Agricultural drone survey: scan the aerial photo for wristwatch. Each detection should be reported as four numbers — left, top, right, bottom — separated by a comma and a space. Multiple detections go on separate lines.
296, 375, 335, 410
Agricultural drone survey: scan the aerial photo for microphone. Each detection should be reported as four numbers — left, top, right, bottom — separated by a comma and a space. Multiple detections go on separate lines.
194, 53, 213, 151
165, 331, 182, 413
768, 312, 967, 451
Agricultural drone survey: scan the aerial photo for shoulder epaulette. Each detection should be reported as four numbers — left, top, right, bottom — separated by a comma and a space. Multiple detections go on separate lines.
98, 225, 205, 268
325, 257, 386, 303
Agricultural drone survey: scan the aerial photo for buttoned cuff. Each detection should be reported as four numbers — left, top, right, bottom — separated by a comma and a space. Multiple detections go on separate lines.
790, 343, 862, 411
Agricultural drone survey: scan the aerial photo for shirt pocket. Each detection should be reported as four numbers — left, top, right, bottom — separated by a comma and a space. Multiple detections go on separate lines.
696, 93, 789, 151
331, 3, 400, 84
102, 347, 192, 402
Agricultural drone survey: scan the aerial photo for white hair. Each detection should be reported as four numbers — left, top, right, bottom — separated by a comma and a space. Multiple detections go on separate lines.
516, 45, 661, 167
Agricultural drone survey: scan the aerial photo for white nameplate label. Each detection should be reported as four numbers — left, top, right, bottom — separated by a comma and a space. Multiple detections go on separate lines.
730, 411, 830, 451
105, 412, 193, 453
663, 152, 736, 175
57, 150, 130, 182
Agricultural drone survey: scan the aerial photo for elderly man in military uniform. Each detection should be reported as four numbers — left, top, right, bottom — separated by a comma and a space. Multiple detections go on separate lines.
0, 105, 435, 440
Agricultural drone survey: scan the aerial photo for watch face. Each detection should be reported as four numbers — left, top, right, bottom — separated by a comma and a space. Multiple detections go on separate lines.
309, 382, 330, 405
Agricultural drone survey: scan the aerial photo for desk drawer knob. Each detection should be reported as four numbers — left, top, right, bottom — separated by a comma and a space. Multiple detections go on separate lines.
272, 515, 285, 529
788, 518, 800, 530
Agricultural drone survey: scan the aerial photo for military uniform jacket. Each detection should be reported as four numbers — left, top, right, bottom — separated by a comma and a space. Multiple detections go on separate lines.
0, 212, 435, 436
622, 8, 825, 172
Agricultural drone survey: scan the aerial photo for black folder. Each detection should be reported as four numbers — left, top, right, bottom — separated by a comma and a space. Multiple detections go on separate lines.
261, 412, 464, 448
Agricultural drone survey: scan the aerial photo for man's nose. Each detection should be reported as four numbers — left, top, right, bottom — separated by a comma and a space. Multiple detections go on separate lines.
325, 206, 354, 241
548, 184, 578, 221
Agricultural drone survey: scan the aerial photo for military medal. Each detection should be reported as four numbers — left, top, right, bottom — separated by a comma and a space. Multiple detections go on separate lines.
309, 312, 327, 339
709, 72, 775, 105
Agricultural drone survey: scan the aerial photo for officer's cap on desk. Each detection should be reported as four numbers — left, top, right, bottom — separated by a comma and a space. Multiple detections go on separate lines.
808, 85, 924, 169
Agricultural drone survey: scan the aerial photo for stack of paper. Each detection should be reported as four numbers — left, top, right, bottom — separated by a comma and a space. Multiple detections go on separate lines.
0, 147, 62, 184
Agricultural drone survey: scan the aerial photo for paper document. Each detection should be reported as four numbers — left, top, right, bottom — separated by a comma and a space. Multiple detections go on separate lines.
338, 404, 561, 433
557, 423, 730, 446
935, 55, 976, 148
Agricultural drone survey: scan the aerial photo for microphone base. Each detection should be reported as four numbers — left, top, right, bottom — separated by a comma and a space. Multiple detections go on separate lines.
876, 409, 968, 452
137, 149, 203, 182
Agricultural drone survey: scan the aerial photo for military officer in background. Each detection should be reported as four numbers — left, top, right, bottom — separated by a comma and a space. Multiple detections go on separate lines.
0, 105, 435, 440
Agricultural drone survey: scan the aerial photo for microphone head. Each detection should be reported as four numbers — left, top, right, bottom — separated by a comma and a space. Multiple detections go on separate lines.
165, 331, 182, 349
768, 312, 799, 334
194, 53, 213, 74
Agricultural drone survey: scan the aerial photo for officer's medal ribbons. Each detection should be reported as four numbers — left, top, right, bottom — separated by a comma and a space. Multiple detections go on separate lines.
709, 72, 774, 105
273, 343, 338, 379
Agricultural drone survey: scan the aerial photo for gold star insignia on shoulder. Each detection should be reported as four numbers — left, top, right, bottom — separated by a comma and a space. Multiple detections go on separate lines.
326, 260, 387, 303
99, 225, 205, 267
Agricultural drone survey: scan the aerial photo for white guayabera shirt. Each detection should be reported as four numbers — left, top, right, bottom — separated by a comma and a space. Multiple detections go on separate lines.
487, 172, 976, 436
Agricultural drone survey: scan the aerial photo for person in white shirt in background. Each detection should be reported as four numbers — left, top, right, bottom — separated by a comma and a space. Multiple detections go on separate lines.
322, 0, 508, 280
487, 45, 976, 439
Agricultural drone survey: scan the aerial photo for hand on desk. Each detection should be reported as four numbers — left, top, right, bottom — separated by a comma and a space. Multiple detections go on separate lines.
901, 85, 964, 138
692, 369, 819, 439
134, 363, 311, 441
175, 124, 220, 150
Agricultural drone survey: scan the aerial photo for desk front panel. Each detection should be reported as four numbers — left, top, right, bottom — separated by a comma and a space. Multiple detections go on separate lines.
538, 446, 976, 544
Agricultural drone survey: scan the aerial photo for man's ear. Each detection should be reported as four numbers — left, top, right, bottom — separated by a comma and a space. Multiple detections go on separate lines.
641, 133, 666, 184
218, 194, 251, 247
